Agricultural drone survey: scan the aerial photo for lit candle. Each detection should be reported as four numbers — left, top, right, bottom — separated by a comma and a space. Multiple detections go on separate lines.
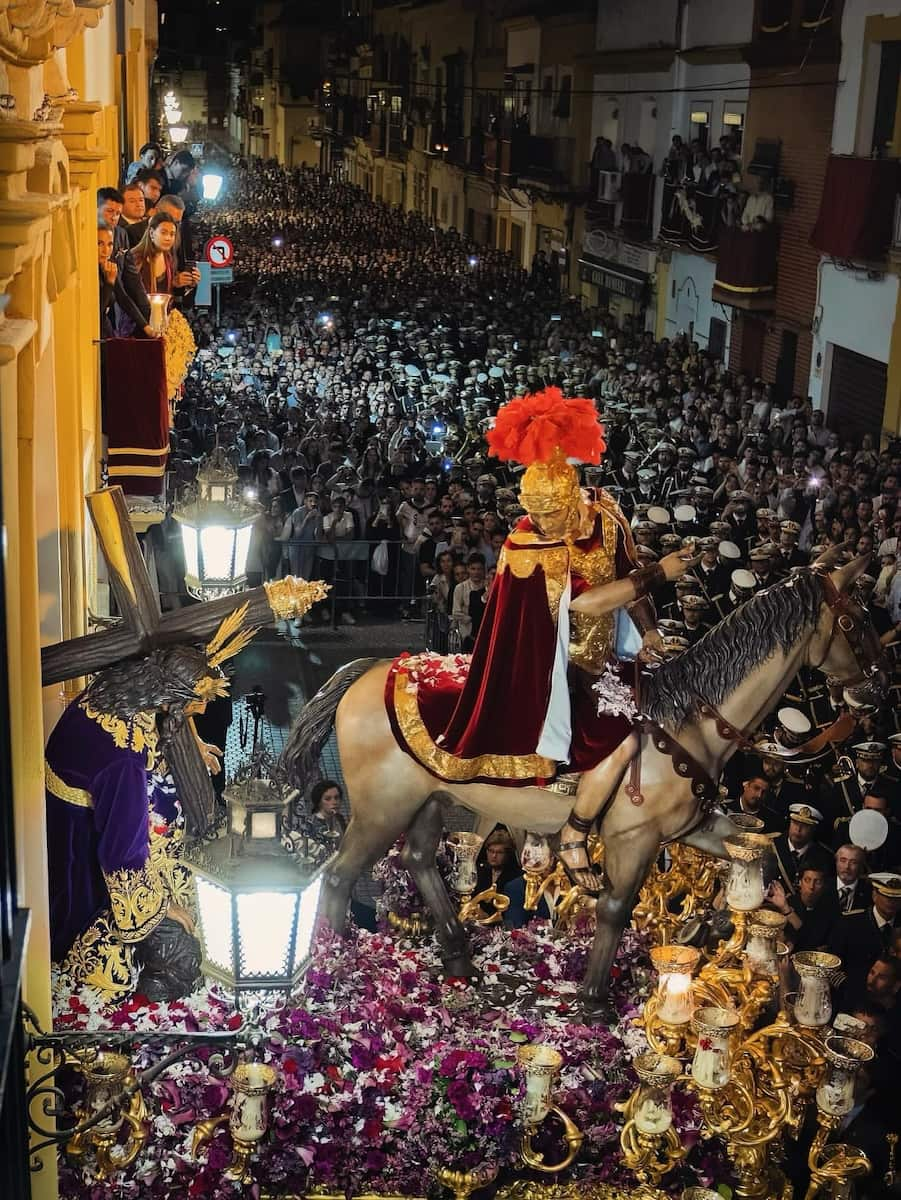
650, 945, 699, 1026
148, 293, 169, 335
658, 971, 693, 1025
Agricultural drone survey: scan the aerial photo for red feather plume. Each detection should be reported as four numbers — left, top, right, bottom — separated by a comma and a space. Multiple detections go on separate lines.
486, 387, 606, 467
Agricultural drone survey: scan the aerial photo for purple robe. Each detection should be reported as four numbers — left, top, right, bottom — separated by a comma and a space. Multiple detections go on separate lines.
45, 698, 168, 964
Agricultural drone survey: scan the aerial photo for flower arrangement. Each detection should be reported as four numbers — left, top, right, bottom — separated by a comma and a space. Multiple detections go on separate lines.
164, 307, 197, 400
56, 864, 729, 1198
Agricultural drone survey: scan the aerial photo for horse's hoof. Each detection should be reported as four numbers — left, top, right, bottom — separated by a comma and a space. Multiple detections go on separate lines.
441, 955, 480, 981
574, 995, 617, 1025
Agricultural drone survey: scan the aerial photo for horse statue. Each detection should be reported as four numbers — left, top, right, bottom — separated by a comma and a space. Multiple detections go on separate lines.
283, 555, 886, 1013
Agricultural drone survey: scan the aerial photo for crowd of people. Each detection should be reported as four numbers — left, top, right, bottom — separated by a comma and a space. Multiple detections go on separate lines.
99, 152, 901, 1184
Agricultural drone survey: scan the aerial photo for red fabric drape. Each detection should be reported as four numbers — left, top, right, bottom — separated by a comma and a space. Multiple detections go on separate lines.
811, 156, 899, 261
103, 337, 169, 497
715, 225, 778, 294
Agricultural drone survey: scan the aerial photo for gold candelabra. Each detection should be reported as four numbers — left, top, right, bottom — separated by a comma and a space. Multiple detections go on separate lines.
620, 836, 874, 1200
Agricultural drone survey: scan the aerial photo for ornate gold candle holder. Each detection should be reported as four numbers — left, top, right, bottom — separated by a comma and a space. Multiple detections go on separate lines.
516, 1043, 583, 1173
65, 1051, 149, 1180
644, 945, 699, 1055
805, 1036, 875, 1199
193, 1061, 278, 1185
446, 832, 483, 898
436, 1163, 499, 1200
744, 908, 787, 978
690, 1006, 740, 1091
792, 951, 843, 1029
722, 832, 771, 912
617, 1052, 686, 1188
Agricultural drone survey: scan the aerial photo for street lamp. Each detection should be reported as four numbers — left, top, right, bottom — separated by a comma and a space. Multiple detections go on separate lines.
172, 447, 259, 600
184, 764, 325, 1004
202, 172, 224, 201
169, 125, 189, 144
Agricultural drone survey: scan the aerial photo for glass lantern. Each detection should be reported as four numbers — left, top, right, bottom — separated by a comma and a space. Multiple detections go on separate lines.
722, 832, 771, 911
172, 446, 259, 600
650, 944, 699, 1025
792, 951, 843, 1028
632, 1052, 681, 1134
744, 908, 787, 977
816, 1036, 875, 1117
184, 770, 325, 1004
691, 1006, 740, 1090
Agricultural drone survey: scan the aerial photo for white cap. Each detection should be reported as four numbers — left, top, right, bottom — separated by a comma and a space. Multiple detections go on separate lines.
674, 504, 697, 523
849, 810, 888, 852
731, 568, 756, 591
788, 803, 823, 825
647, 505, 671, 526
719, 540, 741, 560
778, 707, 812, 735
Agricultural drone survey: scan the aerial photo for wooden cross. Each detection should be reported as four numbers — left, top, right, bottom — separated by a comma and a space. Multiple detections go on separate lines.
41, 487, 319, 836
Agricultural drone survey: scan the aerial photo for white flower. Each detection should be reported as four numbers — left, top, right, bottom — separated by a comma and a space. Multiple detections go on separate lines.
592, 664, 638, 720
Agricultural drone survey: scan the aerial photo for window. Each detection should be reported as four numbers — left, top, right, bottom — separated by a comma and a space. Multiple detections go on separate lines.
553, 75, 572, 121
690, 104, 711, 150
722, 104, 746, 155
873, 41, 901, 154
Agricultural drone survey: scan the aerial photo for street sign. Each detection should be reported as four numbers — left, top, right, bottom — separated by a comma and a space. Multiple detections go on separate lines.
205, 236, 234, 268
210, 267, 233, 284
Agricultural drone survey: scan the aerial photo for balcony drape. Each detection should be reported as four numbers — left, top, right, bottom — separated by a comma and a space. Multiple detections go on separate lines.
103, 338, 170, 497
811, 155, 899, 261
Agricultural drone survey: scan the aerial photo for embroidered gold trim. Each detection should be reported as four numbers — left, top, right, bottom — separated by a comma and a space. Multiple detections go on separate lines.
104, 862, 168, 943
393, 672, 556, 782
57, 914, 135, 1001
498, 532, 570, 622
45, 762, 92, 808
567, 507, 618, 672
80, 702, 160, 770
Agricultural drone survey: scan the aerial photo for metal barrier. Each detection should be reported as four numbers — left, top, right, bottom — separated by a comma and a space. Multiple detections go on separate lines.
275, 537, 458, 636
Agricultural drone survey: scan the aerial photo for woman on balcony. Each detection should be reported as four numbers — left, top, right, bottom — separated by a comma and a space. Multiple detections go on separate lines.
129, 212, 179, 296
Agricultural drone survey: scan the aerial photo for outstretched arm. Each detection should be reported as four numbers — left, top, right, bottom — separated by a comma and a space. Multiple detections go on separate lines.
570, 549, 699, 618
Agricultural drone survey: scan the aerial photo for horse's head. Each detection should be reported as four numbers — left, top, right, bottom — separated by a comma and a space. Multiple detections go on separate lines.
805, 551, 889, 706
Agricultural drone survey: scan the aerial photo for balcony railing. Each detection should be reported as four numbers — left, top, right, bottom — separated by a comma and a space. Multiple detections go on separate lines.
811, 154, 900, 263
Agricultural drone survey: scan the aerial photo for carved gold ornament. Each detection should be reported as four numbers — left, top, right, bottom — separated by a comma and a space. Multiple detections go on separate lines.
263, 575, 330, 620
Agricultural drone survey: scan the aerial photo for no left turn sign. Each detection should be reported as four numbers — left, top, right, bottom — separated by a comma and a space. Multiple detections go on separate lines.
205, 236, 234, 268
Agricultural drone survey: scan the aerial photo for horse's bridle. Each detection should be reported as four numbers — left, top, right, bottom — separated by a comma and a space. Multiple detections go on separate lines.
632, 569, 890, 810
808, 569, 889, 689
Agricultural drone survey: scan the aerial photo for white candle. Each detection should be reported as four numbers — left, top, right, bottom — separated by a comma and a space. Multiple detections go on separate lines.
634, 1095, 673, 1134
658, 971, 693, 1025
816, 1067, 855, 1117
148, 293, 168, 334
794, 975, 832, 1027
521, 1045, 559, 1125
725, 860, 765, 911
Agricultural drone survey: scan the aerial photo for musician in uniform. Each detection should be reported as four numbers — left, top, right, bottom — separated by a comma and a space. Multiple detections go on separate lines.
769, 803, 833, 893
749, 543, 778, 590
778, 519, 807, 571
690, 536, 730, 625
718, 567, 758, 621
680, 593, 709, 646
829, 872, 901, 991
824, 741, 888, 825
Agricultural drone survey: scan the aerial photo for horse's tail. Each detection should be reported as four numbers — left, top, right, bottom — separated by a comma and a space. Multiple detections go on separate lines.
281, 658, 381, 789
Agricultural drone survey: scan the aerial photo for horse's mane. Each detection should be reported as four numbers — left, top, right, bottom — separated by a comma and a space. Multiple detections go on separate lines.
643, 569, 825, 731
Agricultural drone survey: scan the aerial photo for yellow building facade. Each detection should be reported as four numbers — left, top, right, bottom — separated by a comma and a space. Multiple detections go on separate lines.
0, 2, 157, 1192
